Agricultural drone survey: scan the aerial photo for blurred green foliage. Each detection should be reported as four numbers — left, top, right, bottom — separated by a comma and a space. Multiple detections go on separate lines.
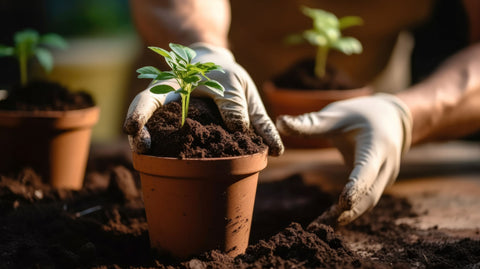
45, 0, 133, 36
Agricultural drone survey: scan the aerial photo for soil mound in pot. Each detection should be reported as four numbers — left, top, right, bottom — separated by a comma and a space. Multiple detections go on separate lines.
273, 58, 357, 90
145, 97, 266, 158
0, 80, 95, 111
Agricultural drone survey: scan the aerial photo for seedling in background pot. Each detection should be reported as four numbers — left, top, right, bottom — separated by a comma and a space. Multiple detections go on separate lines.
137, 43, 225, 127
0, 29, 68, 86
286, 6, 363, 78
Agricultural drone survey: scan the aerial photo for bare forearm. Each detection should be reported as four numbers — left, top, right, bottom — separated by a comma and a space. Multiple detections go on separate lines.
396, 43, 480, 145
129, 0, 231, 48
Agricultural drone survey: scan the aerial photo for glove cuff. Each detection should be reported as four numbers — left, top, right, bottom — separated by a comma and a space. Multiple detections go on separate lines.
375, 93, 413, 155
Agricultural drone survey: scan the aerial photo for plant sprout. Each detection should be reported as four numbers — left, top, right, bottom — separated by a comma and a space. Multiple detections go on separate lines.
137, 43, 225, 127
287, 6, 363, 78
0, 29, 68, 86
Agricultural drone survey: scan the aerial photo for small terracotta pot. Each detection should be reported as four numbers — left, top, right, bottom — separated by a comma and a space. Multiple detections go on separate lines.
0, 106, 100, 189
132, 147, 268, 260
263, 81, 372, 148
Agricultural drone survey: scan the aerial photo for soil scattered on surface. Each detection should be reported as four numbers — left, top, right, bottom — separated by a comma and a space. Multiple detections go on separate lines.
145, 98, 265, 158
1, 162, 479, 269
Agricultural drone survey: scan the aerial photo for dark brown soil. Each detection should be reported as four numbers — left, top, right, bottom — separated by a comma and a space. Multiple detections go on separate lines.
273, 58, 358, 90
0, 80, 94, 111
145, 98, 265, 158
1, 162, 479, 269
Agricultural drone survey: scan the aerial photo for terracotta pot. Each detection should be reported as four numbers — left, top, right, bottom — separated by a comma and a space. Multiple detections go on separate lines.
263, 81, 372, 148
132, 147, 268, 260
0, 106, 100, 189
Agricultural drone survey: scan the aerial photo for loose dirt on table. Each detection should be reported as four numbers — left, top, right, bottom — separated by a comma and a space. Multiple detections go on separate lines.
1, 164, 479, 268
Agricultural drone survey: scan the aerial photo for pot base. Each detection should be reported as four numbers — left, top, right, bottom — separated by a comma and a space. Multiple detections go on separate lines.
133, 148, 268, 260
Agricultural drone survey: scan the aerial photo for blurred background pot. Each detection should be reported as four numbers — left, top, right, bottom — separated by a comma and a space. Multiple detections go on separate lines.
132, 147, 268, 260
0, 106, 100, 189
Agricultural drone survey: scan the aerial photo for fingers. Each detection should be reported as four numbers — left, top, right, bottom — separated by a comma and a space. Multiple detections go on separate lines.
336, 156, 398, 225
123, 83, 180, 135
247, 97, 285, 156
124, 83, 180, 153
127, 126, 152, 154
276, 109, 344, 137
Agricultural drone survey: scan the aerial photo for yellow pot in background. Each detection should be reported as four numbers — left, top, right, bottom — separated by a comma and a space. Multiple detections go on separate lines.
43, 34, 140, 143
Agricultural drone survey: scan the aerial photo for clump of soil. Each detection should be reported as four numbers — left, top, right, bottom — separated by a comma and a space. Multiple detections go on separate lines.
0, 165, 368, 269
145, 98, 266, 158
273, 58, 357, 90
0, 80, 94, 111
1, 158, 480, 269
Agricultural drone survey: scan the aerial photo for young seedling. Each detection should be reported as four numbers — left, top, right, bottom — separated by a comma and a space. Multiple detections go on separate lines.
137, 43, 225, 127
0, 29, 68, 86
287, 6, 363, 78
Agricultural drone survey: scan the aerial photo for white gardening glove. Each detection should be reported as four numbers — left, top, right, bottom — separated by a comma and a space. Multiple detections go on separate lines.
123, 43, 284, 156
276, 93, 412, 225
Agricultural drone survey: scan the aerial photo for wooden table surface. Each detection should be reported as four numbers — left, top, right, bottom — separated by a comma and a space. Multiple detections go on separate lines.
261, 141, 480, 236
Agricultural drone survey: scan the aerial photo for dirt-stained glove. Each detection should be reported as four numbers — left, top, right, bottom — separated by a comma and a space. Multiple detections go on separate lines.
123, 42, 284, 156
276, 93, 412, 225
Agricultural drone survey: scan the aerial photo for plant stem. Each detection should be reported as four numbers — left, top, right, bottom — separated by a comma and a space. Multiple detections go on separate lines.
19, 52, 28, 86
314, 46, 329, 79
181, 93, 187, 127
180, 83, 192, 127
185, 88, 191, 123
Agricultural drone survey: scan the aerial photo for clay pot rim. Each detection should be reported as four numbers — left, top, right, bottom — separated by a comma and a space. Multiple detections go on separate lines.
136, 145, 268, 161
0, 105, 100, 129
0, 105, 99, 118
132, 146, 269, 178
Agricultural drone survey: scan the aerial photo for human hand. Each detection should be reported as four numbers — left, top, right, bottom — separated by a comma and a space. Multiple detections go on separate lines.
123, 43, 284, 156
276, 93, 412, 225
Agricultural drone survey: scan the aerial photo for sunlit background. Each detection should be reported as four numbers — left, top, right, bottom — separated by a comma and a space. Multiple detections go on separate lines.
0, 0, 140, 143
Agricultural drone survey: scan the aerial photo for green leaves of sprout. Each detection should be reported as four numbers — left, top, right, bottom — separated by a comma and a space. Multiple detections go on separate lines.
0, 29, 68, 86
286, 6, 363, 78
137, 43, 225, 127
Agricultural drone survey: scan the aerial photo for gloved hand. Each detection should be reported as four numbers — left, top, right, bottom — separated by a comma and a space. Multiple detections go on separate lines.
123, 42, 284, 156
276, 93, 412, 225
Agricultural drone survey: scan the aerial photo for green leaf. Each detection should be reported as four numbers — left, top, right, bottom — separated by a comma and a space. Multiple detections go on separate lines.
156, 71, 176, 81
176, 89, 189, 95
339, 16, 363, 30
331, 37, 363, 55
169, 43, 192, 62
40, 33, 68, 49
137, 66, 161, 79
14, 29, 39, 47
201, 80, 225, 96
35, 47, 53, 73
303, 30, 328, 46
302, 6, 338, 29
323, 28, 340, 43
0, 45, 14, 57
183, 46, 196, 62
183, 75, 201, 84
202, 62, 223, 72
150, 84, 175, 94
148, 46, 171, 59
